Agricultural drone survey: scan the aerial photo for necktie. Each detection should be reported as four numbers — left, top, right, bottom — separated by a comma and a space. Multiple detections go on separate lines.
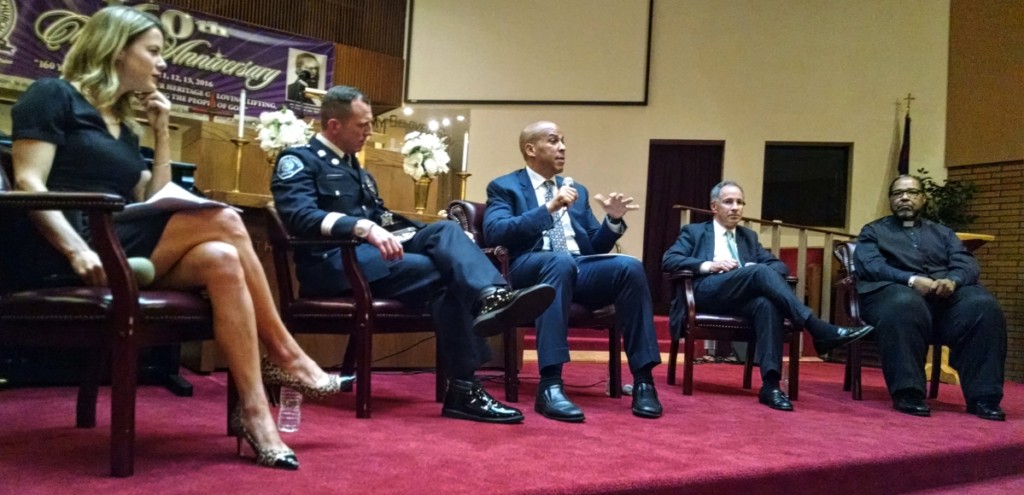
543, 180, 569, 253
726, 231, 741, 264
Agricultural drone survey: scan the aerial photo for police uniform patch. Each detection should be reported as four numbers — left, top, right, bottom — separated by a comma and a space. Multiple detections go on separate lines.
277, 155, 304, 180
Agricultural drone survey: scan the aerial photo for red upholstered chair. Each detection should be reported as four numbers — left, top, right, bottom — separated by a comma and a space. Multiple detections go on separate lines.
264, 205, 443, 418
832, 240, 941, 400
0, 147, 217, 477
665, 270, 801, 399
446, 199, 622, 402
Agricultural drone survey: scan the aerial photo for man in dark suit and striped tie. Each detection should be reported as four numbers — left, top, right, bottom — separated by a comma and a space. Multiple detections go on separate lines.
662, 180, 873, 411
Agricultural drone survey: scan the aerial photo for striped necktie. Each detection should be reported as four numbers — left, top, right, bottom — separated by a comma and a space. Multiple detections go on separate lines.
544, 180, 570, 253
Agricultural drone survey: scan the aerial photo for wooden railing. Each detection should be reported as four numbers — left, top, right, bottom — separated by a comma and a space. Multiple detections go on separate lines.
673, 205, 855, 323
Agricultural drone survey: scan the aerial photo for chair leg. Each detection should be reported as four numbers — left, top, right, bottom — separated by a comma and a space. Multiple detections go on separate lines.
227, 371, 238, 436
928, 344, 942, 399
340, 334, 358, 376
504, 327, 519, 402
843, 356, 853, 391
608, 325, 622, 399
109, 340, 139, 478
76, 348, 106, 429
667, 337, 679, 386
742, 341, 755, 390
682, 336, 696, 395
788, 333, 799, 401
850, 341, 863, 401
434, 340, 445, 403
355, 326, 372, 419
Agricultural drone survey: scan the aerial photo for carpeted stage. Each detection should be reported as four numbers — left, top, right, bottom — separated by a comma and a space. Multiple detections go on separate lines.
1, 361, 1022, 494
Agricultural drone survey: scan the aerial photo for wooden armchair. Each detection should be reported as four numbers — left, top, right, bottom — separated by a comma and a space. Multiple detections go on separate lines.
665, 270, 801, 399
446, 200, 622, 402
832, 240, 941, 400
0, 147, 217, 477
264, 205, 441, 418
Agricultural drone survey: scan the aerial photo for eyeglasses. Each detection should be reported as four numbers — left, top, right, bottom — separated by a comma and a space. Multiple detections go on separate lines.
889, 189, 924, 200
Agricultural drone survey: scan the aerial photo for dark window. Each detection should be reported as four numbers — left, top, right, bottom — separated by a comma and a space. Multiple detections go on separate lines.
761, 144, 850, 228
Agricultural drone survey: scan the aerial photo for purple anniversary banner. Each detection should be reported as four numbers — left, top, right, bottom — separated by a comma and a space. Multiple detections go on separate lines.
0, 0, 334, 121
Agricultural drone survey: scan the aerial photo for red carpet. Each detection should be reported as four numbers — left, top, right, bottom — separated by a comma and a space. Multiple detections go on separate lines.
1, 362, 1022, 494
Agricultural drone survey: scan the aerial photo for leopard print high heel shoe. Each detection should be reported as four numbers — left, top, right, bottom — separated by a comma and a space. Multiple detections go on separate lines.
261, 357, 354, 400
228, 405, 299, 470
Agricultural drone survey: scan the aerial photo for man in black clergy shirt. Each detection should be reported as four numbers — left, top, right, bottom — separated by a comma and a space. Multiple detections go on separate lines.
662, 180, 873, 411
854, 175, 1006, 420
271, 86, 556, 423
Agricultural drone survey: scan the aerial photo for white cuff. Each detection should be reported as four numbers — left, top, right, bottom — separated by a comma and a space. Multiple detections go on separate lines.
320, 212, 345, 236
699, 261, 713, 274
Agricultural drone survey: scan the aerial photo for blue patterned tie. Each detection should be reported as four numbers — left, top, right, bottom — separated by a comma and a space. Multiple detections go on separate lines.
544, 180, 569, 253
726, 231, 741, 264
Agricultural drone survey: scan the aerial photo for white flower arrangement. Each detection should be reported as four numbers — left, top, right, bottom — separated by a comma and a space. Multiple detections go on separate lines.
401, 131, 451, 180
255, 108, 313, 160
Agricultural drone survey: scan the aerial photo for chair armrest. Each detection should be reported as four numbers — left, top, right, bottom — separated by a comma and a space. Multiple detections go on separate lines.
0, 191, 125, 212
666, 270, 694, 282
832, 275, 863, 325
0, 191, 137, 336
481, 246, 510, 276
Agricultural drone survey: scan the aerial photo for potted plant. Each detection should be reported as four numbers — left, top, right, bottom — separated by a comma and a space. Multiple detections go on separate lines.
915, 167, 978, 231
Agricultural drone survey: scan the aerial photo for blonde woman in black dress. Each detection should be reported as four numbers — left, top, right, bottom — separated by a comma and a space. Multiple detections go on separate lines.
8, 6, 349, 470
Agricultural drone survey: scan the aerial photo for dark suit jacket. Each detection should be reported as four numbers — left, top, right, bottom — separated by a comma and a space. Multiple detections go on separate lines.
483, 169, 621, 260
661, 221, 789, 335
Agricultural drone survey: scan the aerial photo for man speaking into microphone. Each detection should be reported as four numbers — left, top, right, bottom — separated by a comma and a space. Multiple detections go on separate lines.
484, 121, 663, 422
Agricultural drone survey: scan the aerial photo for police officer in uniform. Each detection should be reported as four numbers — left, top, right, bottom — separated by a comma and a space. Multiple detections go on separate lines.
271, 86, 555, 423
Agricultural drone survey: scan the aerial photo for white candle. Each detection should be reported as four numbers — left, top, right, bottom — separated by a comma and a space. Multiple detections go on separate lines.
237, 89, 247, 138
462, 131, 469, 172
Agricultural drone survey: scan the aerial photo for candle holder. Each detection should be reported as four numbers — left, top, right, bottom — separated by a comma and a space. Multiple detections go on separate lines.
229, 137, 250, 192
455, 171, 471, 200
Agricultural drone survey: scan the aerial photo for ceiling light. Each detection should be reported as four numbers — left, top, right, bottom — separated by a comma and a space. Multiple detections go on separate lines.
441, 118, 451, 127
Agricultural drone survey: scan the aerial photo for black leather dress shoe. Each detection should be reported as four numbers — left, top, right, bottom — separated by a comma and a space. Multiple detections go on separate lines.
472, 284, 556, 337
758, 387, 794, 411
813, 325, 874, 355
442, 379, 524, 424
893, 395, 931, 417
967, 401, 1006, 421
631, 382, 662, 419
535, 383, 585, 422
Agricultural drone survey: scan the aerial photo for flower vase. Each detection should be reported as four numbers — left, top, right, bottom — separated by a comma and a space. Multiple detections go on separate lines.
413, 176, 433, 214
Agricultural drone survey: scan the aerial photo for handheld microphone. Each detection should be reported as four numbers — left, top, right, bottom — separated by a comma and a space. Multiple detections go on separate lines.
560, 177, 574, 216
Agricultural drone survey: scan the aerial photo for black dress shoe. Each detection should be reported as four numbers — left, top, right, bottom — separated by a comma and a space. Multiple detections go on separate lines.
758, 387, 794, 411
442, 379, 524, 424
472, 284, 556, 337
893, 394, 931, 417
535, 383, 585, 422
967, 401, 1006, 421
631, 382, 662, 419
813, 325, 874, 355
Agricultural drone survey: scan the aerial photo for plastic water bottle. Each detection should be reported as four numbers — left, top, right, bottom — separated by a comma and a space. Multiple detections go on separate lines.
277, 387, 302, 433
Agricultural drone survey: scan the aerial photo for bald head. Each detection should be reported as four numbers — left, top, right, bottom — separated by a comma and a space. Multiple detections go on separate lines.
519, 121, 566, 178
519, 121, 559, 160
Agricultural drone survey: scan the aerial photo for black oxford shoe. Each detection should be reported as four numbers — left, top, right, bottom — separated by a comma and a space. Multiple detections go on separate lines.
442, 379, 524, 424
813, 325, 874, 356
472, 284, 556, 337
967, 401, 1006, 421
758, 387, 794, 411
893, 395, 931, 417
535, 383, 585, 422
631, 382, 663, 419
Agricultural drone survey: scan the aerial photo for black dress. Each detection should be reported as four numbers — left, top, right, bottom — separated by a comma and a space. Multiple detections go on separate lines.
1, 78, 171, 290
